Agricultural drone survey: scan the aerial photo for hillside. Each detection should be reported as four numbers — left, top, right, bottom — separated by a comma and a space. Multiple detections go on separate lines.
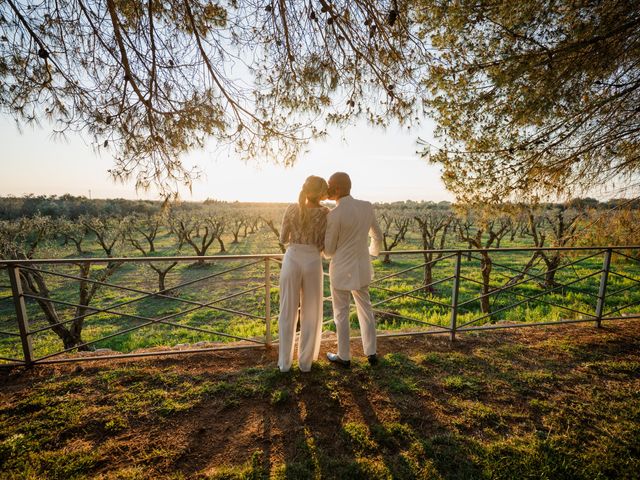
1, 321, 639, 479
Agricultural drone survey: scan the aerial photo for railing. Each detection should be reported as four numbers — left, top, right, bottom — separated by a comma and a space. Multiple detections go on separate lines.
0, 246, 639, 367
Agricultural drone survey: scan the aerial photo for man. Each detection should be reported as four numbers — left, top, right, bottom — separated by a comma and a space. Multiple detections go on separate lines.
323, 172, 383, 367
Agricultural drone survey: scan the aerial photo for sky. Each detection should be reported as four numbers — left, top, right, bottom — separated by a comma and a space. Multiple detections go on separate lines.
0, 115, 454, 204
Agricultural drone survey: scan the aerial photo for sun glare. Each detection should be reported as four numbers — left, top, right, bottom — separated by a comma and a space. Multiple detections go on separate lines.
0, 116, 452, 204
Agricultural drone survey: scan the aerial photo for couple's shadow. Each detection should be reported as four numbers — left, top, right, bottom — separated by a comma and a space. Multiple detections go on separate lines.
262, 357, 481, 479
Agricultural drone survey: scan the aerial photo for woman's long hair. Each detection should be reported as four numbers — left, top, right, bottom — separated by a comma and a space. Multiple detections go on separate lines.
298, 176, 328, 227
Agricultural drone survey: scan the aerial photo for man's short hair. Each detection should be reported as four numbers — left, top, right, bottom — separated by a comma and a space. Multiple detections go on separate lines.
330, 172, 352, 191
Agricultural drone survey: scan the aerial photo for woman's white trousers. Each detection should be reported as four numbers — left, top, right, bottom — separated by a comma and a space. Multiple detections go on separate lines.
278, 244, 324, 372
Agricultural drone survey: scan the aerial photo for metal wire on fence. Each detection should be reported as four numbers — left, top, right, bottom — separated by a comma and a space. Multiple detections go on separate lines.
0, 246, 638, 366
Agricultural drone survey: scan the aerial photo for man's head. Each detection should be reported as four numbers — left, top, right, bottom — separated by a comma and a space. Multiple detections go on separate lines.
328, 172, 351, 200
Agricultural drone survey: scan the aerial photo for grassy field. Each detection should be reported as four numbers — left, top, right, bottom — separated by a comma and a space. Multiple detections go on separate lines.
0, 222, 639, 364
0, 322, 638, 479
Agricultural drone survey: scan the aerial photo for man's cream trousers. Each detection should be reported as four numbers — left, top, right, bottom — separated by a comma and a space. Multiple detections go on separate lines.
331, 285, 377, 360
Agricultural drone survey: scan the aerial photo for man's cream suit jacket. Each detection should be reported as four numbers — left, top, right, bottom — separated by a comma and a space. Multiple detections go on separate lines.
324, 195, 383, 291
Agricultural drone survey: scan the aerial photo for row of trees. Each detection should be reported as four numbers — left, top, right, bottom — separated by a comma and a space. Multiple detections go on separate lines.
0, 194, 164, 220
5, 207, 277, 269
3, 200, 638, 263
376, 202, 639, 314
2, 194, 638, 221
4, 198, 638, 271
0, 194, 297, 221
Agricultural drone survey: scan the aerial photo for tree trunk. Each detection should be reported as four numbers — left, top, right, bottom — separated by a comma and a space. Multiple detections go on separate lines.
423, 253, 434, 293
70, 261, 121, 351
503, 251, 541, 287
72, 270, 92, 351
149, 261, 177, 294
72, 238, 84, 254
382, 236, 391, 264
21, 269, 81, 349
543, 254, 562, 289
217, 237, 226, 253
158, 270, 168, 293
70, 305, 91, 351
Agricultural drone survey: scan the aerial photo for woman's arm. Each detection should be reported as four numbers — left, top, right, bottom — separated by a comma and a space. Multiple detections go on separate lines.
279, 205, 294, 245
317, 208, 329, 252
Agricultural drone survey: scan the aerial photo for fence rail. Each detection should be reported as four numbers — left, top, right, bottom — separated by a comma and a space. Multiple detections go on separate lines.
0, 246, 639, 367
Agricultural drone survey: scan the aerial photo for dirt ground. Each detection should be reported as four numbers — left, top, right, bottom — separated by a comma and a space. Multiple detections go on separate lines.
1, 320, 639, 479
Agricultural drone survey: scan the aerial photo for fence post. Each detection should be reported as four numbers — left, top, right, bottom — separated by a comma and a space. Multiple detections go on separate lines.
449, 251, 462, 342
265, 257, 272, 347
7, 265, 34, 366
595, 248, 612, 328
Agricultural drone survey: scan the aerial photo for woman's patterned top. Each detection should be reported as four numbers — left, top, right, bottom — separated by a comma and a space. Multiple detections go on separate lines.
279, 204, 330, 251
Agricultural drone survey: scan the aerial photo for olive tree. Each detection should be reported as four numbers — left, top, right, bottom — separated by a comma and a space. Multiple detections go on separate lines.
0, 215, 121, 350
412, 205, 453, 292
126, 214, 178, 293
173, 213, 225, 263
378, 209, 411, 264
456, 206, 511, 314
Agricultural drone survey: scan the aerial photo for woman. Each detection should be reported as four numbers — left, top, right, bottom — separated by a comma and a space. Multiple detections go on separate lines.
278, 175, 329, 372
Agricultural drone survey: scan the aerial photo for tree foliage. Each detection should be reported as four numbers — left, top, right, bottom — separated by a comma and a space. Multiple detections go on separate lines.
1, 0, 425, 198
417, 0, 640, 201
3, 2, 640, 202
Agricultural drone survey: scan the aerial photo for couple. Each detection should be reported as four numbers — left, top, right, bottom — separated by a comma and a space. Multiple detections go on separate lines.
277, 172, 383, 372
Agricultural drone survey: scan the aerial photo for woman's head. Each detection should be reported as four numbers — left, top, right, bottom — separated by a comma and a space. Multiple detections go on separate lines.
298, 176, 328, 225
298, 176, 328, 205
